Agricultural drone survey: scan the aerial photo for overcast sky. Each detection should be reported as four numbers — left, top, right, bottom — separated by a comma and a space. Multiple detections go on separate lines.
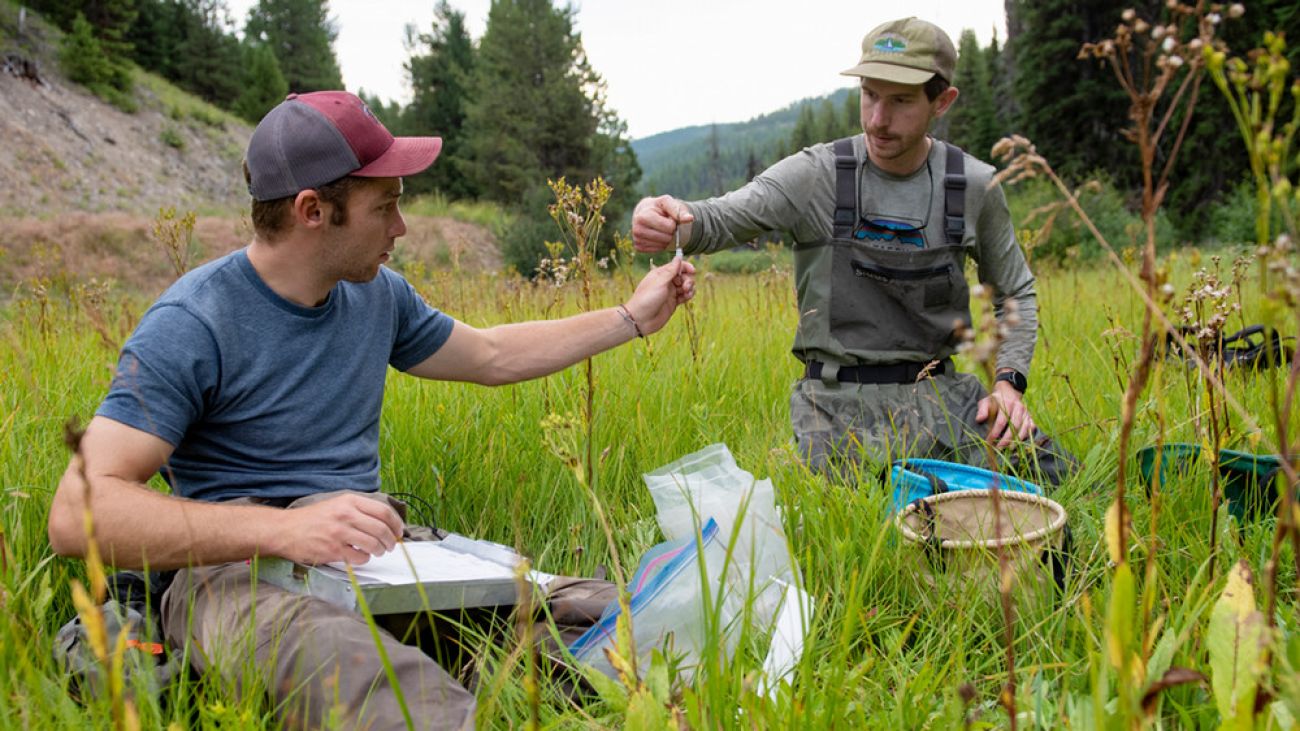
224, 1, 1008, 139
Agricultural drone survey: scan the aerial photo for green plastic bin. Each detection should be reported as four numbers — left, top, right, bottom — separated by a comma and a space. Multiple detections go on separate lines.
1135, 443, 1293, 520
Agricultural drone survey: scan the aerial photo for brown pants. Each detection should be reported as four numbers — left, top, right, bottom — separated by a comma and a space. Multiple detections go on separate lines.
160, 491, 615, 731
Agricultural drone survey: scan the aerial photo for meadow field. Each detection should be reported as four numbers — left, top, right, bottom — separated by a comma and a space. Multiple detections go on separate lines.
0, 221, 1297, 729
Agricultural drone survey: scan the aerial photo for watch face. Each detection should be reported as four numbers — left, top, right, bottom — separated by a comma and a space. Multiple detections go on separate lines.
998, 371, 1027, 393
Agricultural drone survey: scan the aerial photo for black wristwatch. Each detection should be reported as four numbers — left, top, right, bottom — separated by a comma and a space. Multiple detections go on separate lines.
994, 370, 1028, 394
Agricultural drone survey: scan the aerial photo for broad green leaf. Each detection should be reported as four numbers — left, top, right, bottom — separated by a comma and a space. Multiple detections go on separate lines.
1107, 562, 1136, 671
1206, 560, 1266, 723
624, 688, 672, 731
645, 649, 671, 704
580, 663, 630, 714
1144, 625, 1179, 687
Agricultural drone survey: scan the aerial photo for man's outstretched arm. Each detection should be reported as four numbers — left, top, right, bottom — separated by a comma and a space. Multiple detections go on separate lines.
408, 257, 695, 385
48, 417, 404, 570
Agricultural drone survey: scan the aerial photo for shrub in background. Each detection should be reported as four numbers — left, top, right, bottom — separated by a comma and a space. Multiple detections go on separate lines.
59, 13, 135, 112
499, 184, 563, 277
1201, 178, 1293, 248
59, 14, 113, 87
1006, 174, 1178, 264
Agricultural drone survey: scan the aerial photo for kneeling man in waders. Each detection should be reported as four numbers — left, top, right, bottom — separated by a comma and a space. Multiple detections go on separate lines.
48, 91, 695, 730
632, 17, 1075, 484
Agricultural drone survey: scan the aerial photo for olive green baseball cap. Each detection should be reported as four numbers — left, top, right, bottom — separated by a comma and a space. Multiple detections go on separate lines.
841, 17, 956, 85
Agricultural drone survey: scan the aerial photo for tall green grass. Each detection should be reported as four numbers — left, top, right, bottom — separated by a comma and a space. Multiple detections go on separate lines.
1, 246, 1296, 728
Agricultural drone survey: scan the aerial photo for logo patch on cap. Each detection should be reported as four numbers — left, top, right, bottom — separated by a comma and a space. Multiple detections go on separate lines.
873, 34, 907, 53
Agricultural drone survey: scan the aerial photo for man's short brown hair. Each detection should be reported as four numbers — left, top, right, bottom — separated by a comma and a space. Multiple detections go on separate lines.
243, 160, 364, 241
922, 75, 950, 102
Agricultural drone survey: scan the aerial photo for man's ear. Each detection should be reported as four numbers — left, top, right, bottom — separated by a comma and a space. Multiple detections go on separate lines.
932, 86, 960, 118
292, 189, 326, 229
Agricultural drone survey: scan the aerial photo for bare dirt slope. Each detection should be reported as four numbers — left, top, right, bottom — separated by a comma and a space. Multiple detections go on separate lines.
0, 4, 249, 216
0, 5, 500, 296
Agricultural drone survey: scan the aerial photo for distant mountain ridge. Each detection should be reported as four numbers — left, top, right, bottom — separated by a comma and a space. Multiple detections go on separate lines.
632, 87, 854, 200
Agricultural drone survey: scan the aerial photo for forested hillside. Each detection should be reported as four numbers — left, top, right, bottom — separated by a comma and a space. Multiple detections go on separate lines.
4, 0, 641, 275
9, 0, 1300, 255
632, 88, 858, 201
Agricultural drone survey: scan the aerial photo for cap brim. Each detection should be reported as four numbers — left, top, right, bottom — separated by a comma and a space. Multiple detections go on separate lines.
840, 62, 936, 85
352, 137, 443, 178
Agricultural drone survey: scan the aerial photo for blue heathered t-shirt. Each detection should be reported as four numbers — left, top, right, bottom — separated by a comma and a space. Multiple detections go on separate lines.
97, 249, 454, 503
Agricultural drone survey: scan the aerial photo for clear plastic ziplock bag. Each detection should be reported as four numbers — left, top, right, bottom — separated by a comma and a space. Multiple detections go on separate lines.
570, 444, 814, 695
568, 518, 740, 679
642, 443, 801, 626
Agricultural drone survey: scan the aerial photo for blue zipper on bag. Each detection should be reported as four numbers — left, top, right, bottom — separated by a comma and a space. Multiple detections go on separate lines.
570, 518, 720, 659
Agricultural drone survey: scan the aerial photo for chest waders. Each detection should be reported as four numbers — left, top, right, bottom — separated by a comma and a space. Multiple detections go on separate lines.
793, 138, 973, 383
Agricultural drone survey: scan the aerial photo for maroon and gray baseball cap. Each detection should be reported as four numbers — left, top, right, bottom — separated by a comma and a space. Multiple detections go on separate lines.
245, 91, 442, 201
841, 17, 956, 85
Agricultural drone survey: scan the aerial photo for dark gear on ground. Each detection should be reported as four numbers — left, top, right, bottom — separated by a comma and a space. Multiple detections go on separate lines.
1156, 324, 1295, 370
52, 570, 183, 701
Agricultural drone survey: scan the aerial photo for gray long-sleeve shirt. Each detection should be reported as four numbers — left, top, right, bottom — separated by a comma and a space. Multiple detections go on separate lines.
680, 135, 1038, 375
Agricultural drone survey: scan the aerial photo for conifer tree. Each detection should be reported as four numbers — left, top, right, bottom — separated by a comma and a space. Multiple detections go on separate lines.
44, 0, 137, 106
947, 29, 1001, 158
843, 87, 861, 137
463, 0, 597, 202
788, 101, 817, 153
245, 0, 344, 93
816, 97, 840, 143
24, 0, 80, 29
234, 42, 288, 122
59, 11, 135, 109
60, 13, 115, 88
745, 148, 763, 181
706, 123, 725, 196
403, 1, 477, 198
128, 0, 183, 77
1007, 0, 1135, 181
80, 0, 138, 61
174, 0, 242, 107
464, 0, 637, 272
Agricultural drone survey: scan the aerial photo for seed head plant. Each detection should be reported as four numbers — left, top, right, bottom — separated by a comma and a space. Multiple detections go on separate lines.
1208, 24, 1300, 630
996, 1, 1241, 723
151, 207, 197, 281
537, 178, 644, 698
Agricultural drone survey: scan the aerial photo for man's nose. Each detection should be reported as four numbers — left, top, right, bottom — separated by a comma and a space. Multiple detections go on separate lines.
391, 211, 407, 238
869, 103, 889, 129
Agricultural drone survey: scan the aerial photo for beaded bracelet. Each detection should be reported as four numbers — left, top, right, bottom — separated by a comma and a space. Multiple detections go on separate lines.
616, 305, 645, 338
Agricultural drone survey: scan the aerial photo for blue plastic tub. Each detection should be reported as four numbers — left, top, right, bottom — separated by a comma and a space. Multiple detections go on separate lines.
888, 459, 1042, 514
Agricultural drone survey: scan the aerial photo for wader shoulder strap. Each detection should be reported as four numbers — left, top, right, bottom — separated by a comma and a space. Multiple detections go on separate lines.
832, 137, 857, 238
943, 142, 966, 245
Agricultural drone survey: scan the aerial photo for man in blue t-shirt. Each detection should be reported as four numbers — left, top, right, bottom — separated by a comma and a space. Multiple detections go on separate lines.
47, 91, 695, 730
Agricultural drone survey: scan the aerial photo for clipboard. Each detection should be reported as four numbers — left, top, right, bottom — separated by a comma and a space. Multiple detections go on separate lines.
256, 533, 557, 615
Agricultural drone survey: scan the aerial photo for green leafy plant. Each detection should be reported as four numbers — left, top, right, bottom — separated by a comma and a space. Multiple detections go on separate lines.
158, 127, 184, 151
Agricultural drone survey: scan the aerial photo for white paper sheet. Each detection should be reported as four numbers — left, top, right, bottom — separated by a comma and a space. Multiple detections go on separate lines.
328, 542, 517, 585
